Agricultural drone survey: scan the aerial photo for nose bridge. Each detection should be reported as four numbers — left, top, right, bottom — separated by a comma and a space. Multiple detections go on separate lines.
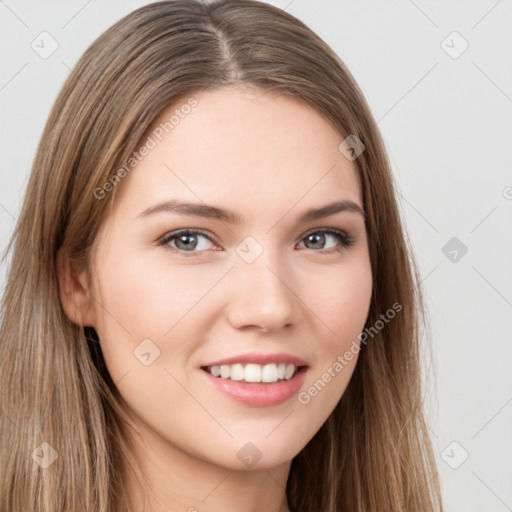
227, 239, 297, 330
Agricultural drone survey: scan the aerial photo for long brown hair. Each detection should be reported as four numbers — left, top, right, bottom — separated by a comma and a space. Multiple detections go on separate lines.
0, 1, 443, 510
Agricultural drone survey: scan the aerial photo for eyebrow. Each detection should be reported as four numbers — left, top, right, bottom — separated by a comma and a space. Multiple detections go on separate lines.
137, 198, 365, 223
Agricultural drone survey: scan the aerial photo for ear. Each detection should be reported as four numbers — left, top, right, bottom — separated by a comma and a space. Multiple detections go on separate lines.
56, 247, 96, 327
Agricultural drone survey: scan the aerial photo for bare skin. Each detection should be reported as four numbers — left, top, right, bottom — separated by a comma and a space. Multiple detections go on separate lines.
58, 85, 373, 512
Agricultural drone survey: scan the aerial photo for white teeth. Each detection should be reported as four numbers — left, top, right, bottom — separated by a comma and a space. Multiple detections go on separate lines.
244, 363, 262, 382
220, 365, 230, 379
231, 363, 245, 381
284, 363, 295, 379
205, 362, 299, 382
261, 363, 277, 382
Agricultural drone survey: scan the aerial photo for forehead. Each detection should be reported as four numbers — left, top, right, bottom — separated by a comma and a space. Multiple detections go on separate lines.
111, 86, 362, 221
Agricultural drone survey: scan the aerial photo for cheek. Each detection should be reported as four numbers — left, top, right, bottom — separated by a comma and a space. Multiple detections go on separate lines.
89, 249, 227, 384
92, 252, 218, 335
292, 256, 372, 425
305, 255, 373, 348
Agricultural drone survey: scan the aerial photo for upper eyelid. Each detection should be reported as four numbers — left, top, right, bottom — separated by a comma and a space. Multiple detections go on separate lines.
161, 228, 218, 244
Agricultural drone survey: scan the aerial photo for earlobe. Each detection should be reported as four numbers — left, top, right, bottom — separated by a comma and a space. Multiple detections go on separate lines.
56, 247, 96, 327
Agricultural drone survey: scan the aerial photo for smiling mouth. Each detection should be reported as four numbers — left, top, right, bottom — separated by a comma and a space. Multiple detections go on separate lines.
201, 363, 306, 384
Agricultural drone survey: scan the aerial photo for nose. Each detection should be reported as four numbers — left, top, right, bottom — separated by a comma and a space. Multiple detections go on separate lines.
226, 249, 299, 333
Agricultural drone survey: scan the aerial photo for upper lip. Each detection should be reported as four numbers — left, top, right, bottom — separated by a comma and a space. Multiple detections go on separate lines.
202, 352, 308, 368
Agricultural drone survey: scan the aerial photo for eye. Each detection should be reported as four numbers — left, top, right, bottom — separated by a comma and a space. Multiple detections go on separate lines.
158, 227, 354, 257
159, 229, 217, 256
297, 228, 354, 252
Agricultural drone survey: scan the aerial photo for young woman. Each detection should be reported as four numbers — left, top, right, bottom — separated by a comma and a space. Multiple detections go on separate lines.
0, 1, 443, 511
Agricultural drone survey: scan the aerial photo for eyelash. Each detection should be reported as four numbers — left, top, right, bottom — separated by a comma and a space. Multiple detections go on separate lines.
158, 228, 355, 257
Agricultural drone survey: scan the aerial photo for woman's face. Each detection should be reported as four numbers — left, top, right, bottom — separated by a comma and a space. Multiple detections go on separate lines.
85, 86, 372, 470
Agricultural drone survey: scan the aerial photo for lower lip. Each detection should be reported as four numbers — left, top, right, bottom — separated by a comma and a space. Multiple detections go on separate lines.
201, 367, 308, 407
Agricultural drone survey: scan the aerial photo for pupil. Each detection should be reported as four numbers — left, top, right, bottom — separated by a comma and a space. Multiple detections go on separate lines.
177, 234, 196, 250
308, 233, 324, 249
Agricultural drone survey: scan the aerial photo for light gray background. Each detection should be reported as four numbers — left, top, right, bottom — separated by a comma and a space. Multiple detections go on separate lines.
1, 1, 511, 510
